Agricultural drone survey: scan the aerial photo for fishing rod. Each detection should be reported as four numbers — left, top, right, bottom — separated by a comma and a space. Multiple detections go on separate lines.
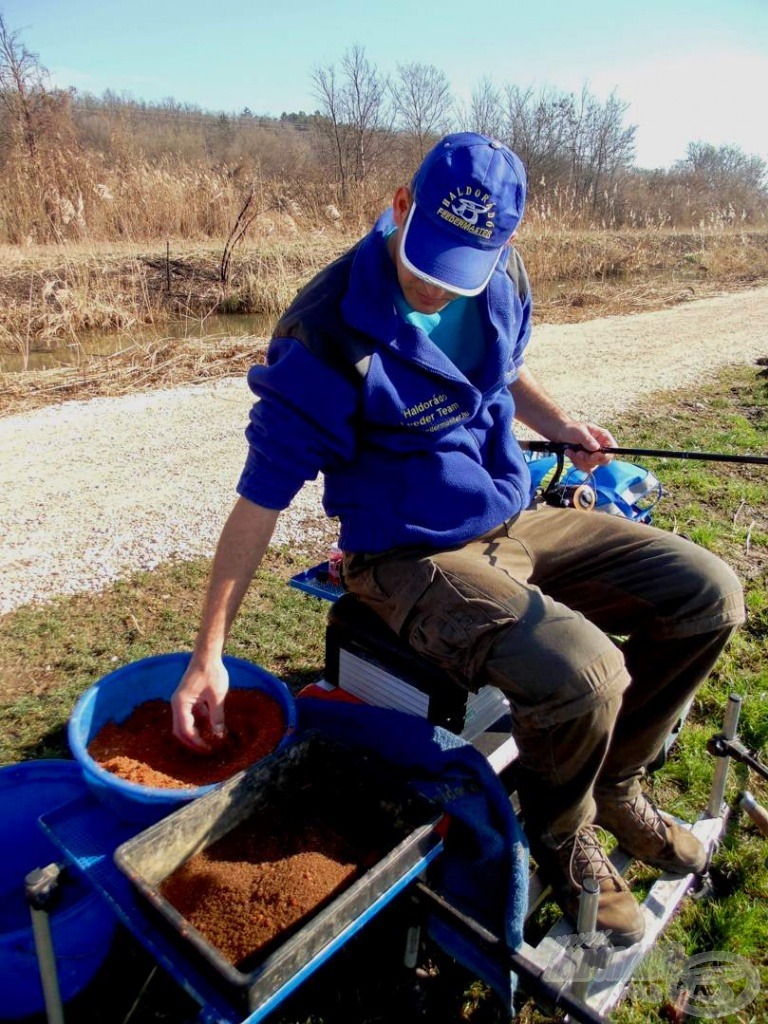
520, 440, 768, 466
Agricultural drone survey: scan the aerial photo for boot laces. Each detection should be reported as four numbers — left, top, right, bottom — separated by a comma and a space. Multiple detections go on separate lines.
571, 826, 622, 889
625, 793, 668, 845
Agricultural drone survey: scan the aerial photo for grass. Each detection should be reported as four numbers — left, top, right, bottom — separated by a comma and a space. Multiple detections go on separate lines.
0, 551, 328, 765
0, 364, 766, 1022
594, 366, 768, 1024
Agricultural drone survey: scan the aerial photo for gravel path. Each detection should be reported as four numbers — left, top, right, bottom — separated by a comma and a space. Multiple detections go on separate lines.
2, 286, 767, 616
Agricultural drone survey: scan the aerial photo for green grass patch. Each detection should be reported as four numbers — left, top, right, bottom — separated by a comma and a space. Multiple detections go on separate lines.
0, 552, 328, 764
0, 363, 766, 1023
599, 365, 768, 1024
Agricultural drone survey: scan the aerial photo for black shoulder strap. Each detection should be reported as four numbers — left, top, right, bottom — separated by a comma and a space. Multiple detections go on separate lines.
505, 246, 531, 305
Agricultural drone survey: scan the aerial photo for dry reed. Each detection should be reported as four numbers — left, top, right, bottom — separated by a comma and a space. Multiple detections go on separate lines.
2, 195, 768, 415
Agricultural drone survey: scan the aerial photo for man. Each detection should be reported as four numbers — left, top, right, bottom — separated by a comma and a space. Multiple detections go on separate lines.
172, 133, 744, 946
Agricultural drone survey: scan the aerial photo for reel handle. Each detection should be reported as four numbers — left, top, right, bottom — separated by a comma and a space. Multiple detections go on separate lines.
740, 792, 768, 839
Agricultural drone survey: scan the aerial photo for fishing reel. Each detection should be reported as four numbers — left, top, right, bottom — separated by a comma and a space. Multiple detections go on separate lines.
538, 449, 597, 512
544, 479, 597, 511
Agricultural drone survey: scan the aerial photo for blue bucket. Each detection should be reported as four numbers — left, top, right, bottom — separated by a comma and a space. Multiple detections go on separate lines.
68, 652, 297, 824
0, 760, 117, 1020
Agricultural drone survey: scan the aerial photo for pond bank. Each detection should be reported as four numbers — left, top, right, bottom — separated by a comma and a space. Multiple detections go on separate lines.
2, 228, 766, 353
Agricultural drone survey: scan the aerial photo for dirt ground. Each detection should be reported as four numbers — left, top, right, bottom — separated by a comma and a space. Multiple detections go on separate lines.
2, 283, 767, 616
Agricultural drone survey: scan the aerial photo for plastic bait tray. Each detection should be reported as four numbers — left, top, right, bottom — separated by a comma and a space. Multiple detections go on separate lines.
113, 733, 443, 1015
289, 562, 346, 602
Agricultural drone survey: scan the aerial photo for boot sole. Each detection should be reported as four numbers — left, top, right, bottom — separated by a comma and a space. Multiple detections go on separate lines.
631, 852, 708, 876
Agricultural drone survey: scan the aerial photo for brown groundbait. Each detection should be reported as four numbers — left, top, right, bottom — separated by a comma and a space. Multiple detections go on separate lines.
87, 689, 286, 788
91, 691, 367, 966
160, 808, 366, 967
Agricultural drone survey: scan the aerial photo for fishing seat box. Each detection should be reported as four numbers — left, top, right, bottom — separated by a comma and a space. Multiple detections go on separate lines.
324, 594, 517, 770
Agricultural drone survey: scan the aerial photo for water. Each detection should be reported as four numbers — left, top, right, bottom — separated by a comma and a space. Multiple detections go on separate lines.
0, 312, 274, 374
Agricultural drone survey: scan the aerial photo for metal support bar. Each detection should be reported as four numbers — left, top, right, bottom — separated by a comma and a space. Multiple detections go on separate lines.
25, 863, 66, 1024
403, 923, 421, 969
412, 880, 608, 1024
571, 877, 602, 1005
707, 694, 742, 817
576, 877, 599, 936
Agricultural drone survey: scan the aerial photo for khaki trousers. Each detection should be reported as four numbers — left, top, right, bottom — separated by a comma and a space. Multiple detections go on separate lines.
342, 504, 745, 848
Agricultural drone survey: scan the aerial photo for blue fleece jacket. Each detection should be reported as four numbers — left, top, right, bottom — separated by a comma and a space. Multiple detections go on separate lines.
237, 211, 533, 552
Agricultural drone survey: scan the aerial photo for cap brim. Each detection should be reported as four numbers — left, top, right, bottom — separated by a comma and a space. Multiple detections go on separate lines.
399, 201, 504, 297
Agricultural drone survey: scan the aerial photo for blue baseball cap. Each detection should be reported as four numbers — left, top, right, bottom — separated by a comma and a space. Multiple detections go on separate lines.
399, 132, 527, 296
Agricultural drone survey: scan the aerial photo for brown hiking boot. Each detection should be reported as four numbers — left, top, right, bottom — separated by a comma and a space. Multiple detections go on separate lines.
536, 826, 645, 947
596, 792, 708, 876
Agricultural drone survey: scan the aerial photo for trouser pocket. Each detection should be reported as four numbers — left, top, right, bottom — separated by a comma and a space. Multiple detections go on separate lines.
343, 547, 519, 689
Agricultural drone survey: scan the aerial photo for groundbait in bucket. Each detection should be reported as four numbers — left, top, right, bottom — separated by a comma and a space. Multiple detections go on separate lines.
68, 652, 298, 824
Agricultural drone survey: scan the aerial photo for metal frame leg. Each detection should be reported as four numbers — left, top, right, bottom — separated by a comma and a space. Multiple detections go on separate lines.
739, 792, 768, 838
707, 693, 742, 817
413, 880, 608, 1024
26, 863, 66, 1024
571, 877, 602, 1004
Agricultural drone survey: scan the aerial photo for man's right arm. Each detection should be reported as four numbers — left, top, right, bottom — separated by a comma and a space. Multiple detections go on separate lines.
171, 497, 280, 751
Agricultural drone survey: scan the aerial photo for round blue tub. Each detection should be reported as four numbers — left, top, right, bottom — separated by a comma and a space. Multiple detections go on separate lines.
68, 652, 297, 823
0, 759, 117, 1020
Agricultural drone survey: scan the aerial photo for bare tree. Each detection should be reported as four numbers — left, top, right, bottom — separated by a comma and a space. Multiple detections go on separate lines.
580, 89, 636, 209
552, 85, 635, 211
340, 45, 390, 183
461, 77, 503, 139
671, 141, 767, 222
501, 84, 571, 188
312, 46, 390, 196
0, 14, 87, 240
676, 141, 767, 194
391, 62, 454, 161
0, 13, 48, 166
468, 80, 636, 217
311, 63, 351, 198
221, 185, 260, 291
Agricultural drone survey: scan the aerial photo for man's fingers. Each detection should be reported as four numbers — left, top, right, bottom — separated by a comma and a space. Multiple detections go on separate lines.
206, 698, 227, 739
172, 700, 212, 753
567, 446, 612, 473
171, 660, 230, 753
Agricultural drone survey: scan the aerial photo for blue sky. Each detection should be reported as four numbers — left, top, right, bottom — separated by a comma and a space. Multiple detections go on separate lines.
3, 0, 767, 170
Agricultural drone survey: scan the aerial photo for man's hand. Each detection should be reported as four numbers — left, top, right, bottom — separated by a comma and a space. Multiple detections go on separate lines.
558, 420, 618, 474
171, 657, 230, 753
510, 368, 617, 473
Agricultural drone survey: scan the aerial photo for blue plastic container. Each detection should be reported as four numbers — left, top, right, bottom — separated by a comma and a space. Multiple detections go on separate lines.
0, 760, 117, 1020
68, 652, 297, 824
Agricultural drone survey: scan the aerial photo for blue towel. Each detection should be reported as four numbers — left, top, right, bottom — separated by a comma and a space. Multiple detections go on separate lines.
296, 698, 529, 1004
